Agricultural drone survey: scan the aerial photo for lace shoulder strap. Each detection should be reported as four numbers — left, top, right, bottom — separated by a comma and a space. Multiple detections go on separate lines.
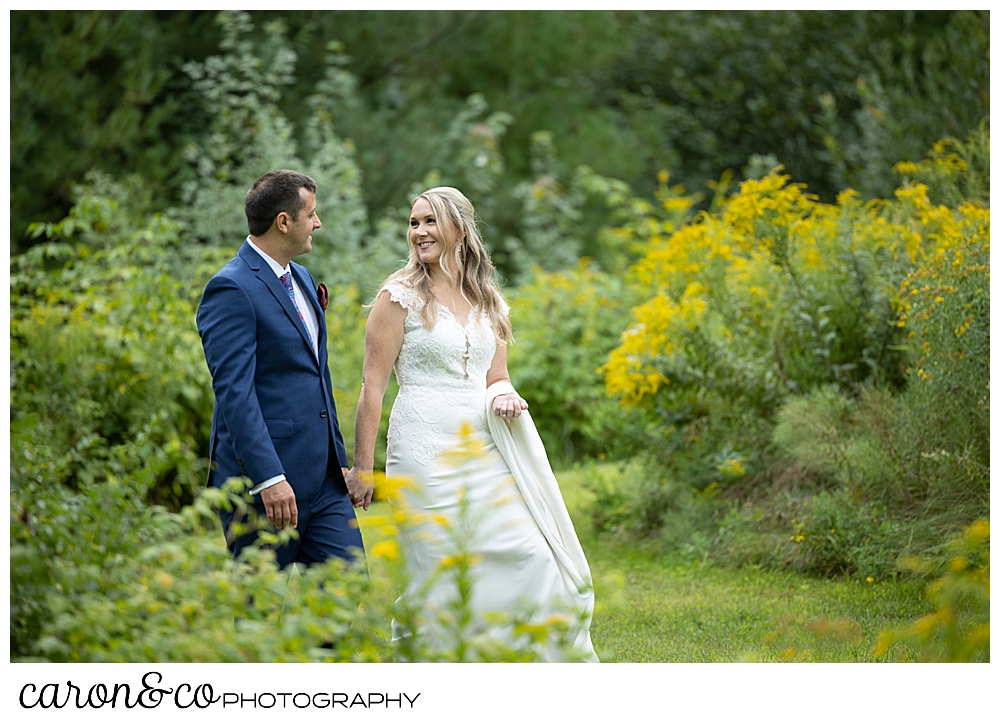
382, 281, 423, 311
498, 293, 510, 317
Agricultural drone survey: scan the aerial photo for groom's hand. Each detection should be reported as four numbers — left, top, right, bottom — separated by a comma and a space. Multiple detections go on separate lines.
260, 480, 298, 529
346, 467, 374, 511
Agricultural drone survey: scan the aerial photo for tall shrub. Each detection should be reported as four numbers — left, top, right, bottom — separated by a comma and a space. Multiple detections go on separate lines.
10, 173, 224, 504
601, 129, 989, 536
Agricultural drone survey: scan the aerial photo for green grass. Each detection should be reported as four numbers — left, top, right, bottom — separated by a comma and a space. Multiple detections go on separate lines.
585, 540, 929, 662
356, 465, 934, 663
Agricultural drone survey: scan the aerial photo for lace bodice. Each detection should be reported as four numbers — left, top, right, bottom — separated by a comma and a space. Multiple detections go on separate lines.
384, 281, 507, 466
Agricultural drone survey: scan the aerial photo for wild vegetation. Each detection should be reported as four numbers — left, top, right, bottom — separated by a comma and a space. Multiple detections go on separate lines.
10, 10, 989, 662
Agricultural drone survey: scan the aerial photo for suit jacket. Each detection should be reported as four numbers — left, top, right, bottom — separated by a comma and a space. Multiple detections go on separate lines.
197, 241, 348, 502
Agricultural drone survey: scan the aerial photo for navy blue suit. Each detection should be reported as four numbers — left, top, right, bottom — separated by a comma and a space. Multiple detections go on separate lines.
197, 241, 364, 568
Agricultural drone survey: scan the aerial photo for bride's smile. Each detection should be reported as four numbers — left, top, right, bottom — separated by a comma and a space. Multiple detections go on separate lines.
409, 197, 448, 266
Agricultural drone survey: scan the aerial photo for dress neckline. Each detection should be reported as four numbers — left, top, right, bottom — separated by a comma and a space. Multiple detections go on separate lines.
436, 300, 477, 329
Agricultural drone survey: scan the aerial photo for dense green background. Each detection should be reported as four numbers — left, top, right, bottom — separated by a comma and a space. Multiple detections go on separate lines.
11, 10, 988, 256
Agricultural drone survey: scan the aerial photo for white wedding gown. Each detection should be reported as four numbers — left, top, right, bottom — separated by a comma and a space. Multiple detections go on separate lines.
383, 282, 598, 662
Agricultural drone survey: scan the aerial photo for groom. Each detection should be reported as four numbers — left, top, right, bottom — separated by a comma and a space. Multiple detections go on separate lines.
197, 169, 366, 570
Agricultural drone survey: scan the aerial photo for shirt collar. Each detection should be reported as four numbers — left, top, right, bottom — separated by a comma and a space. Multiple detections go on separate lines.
246, 236, 290, 279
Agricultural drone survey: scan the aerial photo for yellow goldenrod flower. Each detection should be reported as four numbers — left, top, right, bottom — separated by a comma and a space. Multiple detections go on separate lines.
370, 540, 399, 560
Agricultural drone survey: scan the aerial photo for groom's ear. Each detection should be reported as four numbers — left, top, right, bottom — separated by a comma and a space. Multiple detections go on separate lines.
274, 211, 291, 233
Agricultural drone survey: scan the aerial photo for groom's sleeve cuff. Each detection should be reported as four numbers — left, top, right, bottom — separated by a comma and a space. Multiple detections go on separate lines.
249, 474, 285, 495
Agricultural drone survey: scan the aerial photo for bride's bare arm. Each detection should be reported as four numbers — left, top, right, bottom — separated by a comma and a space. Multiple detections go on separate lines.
346, 290, 406, 510
486, 342, 528, 419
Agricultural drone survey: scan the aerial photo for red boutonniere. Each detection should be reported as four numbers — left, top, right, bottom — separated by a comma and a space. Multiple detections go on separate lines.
317, 283, 329, 311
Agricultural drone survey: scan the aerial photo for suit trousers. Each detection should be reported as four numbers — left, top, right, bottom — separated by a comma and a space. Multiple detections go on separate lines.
220, 456, 366, 571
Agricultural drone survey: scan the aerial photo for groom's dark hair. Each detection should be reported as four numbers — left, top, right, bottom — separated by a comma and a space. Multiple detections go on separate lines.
245, 170, 318, 236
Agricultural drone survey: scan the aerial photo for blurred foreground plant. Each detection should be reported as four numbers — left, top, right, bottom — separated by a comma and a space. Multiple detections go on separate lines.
11, 451, 384, 662
875, 520, 989, 662
11, 419, 585, 662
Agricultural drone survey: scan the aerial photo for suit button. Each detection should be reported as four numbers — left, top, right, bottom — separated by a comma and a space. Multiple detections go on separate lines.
320, 410, 328, 418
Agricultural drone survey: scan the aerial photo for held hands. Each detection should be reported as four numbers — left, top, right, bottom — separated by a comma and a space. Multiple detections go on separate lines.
259, 479, 298, 530
345, 467, 374, 511
492, 392, 528, 420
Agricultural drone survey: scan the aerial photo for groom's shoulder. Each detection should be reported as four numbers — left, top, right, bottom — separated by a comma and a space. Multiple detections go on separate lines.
199, 253, 255, 305
206, 258, 245, 289
216, 254, 246, 276
211, 243, 257, 281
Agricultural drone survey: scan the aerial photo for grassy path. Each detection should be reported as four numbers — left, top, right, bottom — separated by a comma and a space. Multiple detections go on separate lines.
356, 466, 932, 662
584, 537, 928, 662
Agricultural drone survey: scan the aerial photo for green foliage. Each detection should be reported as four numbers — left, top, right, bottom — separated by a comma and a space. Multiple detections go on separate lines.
862, 226, 988, 511
770, 130, 989, 523
596, 130, 989, 584
10, 172, 224, 505
583, 459, 706, 538
13, 10, 988, 272
876, 520, 989, 662
277, 10, 644, 240
790, 489, 906, 579
9, 10, 217, 249
607, 10, 989, 202
598, 167, 918, 538
9, 10, 990, 661
773, 387, 864, 486
506, 261, 641, 462
849, 11, 989, 199
11, 442, 582, 662
11, 450, 383, 662
177, 12, 303, 244
893, 119, 990, 208
166, 23, 367, 318
175, 11, 406, 296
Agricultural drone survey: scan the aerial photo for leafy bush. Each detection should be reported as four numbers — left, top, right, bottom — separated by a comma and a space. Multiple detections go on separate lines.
174, 11, 405, 296
772, 131, 989, 526
584, 458, 671, 535
888, 180, 990, 514
506, 261, 643, 462
11, 434, 385, 663
11, 435, 585, 662
594, 130, 988, 577
790, 489, 905, 579
10, 173, 225, 505
892, 120, 990, 208
773, 387, 864, 488
604, 171, 923, 410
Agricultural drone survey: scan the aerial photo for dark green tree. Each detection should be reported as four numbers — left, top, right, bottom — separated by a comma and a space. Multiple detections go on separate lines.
9, 10, 218, 249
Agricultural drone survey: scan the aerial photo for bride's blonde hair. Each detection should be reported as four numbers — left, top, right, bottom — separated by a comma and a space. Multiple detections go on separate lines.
375, 186, 512, 343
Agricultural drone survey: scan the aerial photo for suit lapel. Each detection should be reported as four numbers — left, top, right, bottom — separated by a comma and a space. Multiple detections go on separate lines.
292, 264, 327, 365
240, 243, 319, 364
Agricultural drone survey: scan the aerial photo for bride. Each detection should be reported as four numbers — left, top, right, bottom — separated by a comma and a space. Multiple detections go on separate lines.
345, 186, 598, 662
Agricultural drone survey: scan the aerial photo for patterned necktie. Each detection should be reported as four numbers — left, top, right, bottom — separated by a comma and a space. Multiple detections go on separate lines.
279, 271, 316, 355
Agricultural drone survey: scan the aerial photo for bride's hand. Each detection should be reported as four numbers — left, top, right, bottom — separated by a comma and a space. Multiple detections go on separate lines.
493, 392, 528, 419
345, 467, 375, 510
